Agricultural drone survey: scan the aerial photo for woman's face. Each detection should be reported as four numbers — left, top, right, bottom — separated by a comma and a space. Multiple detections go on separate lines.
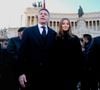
62, 20, 70, 31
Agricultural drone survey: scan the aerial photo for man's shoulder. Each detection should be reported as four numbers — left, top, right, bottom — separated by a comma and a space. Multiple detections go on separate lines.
94, 36, 100, 41
10, 36, 19, 40
24, 25, 38, 32
26, 25, 38, 29
94, 36, 100, 45
8, 37, 19, 43
48, 27, 57, 34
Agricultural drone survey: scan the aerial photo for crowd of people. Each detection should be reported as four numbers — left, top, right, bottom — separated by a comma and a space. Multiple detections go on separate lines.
0, 8, 100, 90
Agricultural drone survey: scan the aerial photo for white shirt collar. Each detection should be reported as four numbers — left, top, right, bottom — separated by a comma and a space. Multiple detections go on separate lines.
38, 23, 48, 34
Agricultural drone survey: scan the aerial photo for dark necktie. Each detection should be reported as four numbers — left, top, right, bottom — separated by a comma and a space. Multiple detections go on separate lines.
41, 26, 46, 38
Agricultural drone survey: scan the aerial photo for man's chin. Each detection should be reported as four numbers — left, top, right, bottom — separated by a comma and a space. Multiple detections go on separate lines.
40, 22, 47, 25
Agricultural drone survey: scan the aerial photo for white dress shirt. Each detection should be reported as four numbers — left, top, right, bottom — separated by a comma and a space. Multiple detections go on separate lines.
38, 23, 48, 35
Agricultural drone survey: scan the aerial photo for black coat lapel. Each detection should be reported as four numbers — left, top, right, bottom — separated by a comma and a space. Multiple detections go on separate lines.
30, 25, 55, 47
31, 25, 45, 47
45, 28, 54, 47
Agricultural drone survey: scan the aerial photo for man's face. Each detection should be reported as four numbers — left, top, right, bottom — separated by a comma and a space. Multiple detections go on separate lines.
38, 10, 49, 25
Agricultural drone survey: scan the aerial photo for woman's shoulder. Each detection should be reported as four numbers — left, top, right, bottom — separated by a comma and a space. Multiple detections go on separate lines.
71, 34, 81, 43
72, 34, 80, 39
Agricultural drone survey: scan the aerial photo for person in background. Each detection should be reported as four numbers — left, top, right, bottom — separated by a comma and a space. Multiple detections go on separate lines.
18, 8, 57, 90
7, 27, 26, 62
0, 40, 9, 90
81, 34, 98, 90
55, 18, 83, 90
6, 27, 26, 90
93, 36, 100, 89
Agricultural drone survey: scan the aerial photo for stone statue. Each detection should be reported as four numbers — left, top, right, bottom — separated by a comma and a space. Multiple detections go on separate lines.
78, 5, 84, 18
38, 1, 42, 7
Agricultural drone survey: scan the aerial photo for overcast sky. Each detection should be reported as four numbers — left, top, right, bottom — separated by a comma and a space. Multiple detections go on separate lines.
0, 0, 100, 28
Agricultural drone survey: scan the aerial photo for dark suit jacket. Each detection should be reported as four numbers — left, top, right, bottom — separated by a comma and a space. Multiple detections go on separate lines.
92, 36, 100, 79
7, 37, 21, 62
0, 37, 21, 90
18, 25, 57, 75
81, 37, 100, 80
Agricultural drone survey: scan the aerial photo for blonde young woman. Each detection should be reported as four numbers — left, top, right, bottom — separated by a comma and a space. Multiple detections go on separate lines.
55, 18, 83, 90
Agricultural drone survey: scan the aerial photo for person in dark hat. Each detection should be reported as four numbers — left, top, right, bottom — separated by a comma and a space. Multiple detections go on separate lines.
7, 27, 26, 61
81, 34, 98, 90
